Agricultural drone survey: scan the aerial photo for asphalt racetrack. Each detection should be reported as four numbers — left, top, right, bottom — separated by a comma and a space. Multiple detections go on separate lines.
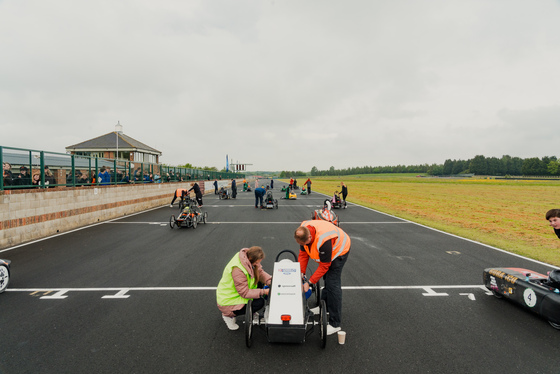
2, 181, 560, 373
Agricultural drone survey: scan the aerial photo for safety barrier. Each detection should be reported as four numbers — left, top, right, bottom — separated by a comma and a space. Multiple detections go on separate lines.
1, 146, 244, 190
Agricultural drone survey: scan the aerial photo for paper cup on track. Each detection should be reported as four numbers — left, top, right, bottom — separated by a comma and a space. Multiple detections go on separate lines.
337, 331, 346, 345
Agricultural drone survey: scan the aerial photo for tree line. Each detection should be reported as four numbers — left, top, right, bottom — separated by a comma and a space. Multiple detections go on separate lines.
279, 155, 560, 177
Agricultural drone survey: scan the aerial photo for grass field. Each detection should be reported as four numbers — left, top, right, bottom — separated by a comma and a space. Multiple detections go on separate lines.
291, 174, 560, 267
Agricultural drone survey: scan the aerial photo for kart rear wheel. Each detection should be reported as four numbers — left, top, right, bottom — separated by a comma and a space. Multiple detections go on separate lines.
245, 300, 253, 348
203, 212, 208, 224
169, 215, 176, 229
320, 300, 327, 348
0, 264, 10, 293
274, 200, 278, 209
549, 321, 560, 330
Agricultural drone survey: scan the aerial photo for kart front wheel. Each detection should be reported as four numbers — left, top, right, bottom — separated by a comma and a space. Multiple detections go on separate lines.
185, 216, 193, 228
245, 300, 253, 348
0, 264, 10, 293
192, 216, 198, 229
203, 212, 208, 224
169, 215, 176, 229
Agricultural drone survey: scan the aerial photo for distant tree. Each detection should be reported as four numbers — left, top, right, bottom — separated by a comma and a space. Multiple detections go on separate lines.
443, 159, 454, 175
469, 155, 488, 175
547, 160, 560, 176
521, 157, 545, 176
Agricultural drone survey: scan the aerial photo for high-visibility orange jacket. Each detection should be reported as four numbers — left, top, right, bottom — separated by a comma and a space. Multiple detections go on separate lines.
298, 220, 350, 284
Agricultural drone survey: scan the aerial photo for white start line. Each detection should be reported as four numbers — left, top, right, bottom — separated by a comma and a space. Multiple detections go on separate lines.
6, 285, 491, 299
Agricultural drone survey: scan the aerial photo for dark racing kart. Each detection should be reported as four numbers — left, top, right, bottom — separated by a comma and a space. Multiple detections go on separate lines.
483, 267, 560, 329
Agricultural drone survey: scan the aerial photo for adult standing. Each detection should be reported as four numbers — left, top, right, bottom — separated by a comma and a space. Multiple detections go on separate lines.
231, 178, 237, 198
213, 179, 218, 194
270, 178, 274, 189
340, 182, 348, 208
188, 182, 203, 207
216, 246, 271, 330
294, 220, 351, 335
305, 178, 312, 194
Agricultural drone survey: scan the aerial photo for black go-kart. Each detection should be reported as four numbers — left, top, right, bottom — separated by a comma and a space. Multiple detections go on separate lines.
264, 191, 278, 209
0, 259, 11, 293
218, 187, 231, 200
170, 199, 208, 229
483, 267, 560, 329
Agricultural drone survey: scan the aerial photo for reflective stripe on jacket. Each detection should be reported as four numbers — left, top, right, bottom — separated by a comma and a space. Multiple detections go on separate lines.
216, 252, 257, 306
300, 220, 350, 263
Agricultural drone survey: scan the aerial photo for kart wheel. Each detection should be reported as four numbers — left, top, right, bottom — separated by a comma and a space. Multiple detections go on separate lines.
219, 194, 222, 200
245, 300, 253, 348
274, 200, 278, 209
192, 216, 198, 229
203, 212, 208, 224
549, 321, 560, 330
314, 279, 322, 307
185, 216, 193, 228
320, 300, 327, 348
169, 215, 176, 229
0, 264, 10, 293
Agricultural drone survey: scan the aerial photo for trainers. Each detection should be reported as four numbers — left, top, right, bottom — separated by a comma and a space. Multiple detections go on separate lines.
170, 204, 173, 207
309, 306, 320, 314
222, 315, 239, 330
327, 325, 341, 335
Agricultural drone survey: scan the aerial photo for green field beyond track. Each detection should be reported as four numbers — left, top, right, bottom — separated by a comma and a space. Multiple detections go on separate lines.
291, 174, 560, 267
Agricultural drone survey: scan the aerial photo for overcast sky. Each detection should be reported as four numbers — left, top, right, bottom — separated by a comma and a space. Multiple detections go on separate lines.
1, 0, 559, 172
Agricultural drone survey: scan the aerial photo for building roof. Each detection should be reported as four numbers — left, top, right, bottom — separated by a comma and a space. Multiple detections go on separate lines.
66, 132, 161, 155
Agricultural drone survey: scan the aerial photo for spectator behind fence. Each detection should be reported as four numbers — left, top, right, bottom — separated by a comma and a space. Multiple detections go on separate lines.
121, 170, 130, 184
3, 162, 13, 186
16, 166, 31, 187
32, 173, 41, 188
98, 167, 110, 185
44, 166, 56, 187
78, 171, 91, 185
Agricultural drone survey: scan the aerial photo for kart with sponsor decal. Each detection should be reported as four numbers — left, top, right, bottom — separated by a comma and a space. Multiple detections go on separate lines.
245, 250, 327, 348
483, 267, 560, 329
0, 259, 11, 293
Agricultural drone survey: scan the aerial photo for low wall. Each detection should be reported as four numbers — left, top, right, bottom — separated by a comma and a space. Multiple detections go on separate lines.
0, 179, 245, 250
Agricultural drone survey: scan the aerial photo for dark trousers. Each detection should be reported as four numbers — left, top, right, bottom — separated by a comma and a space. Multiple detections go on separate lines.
255, 194, 264, 207
233, 298, 265, 316
322, 252, 349, 328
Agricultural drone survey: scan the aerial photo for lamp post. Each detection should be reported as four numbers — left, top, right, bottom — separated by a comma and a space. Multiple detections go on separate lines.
115, 121, 122, 160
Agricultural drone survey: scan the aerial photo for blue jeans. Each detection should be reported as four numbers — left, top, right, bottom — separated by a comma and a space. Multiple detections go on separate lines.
322, 252, 349, 328
255, 194, 264, 207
